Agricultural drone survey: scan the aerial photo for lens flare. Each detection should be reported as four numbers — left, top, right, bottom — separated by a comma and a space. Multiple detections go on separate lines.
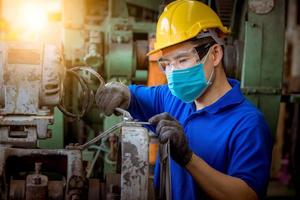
20, 3, 47, 32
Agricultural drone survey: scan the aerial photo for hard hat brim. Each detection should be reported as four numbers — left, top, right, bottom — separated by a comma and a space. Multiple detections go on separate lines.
147, 27, 229, 56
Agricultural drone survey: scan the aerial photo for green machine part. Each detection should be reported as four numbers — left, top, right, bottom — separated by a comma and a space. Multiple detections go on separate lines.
36, 0, 157, 178
38, 108, 64, 149
95, 0, 157, 176
241, 0, 285, 136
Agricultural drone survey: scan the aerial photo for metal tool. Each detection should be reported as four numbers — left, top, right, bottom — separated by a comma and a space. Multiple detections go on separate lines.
115, 107, 134, 121
83, 108, 151, 178
115, 107, 151, 125
67, 108, 151, 151
159, 140, 172, 200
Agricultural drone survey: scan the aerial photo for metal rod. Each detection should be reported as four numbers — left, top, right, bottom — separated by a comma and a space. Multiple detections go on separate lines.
86, 146, 102, 178
79, 122, 123, 150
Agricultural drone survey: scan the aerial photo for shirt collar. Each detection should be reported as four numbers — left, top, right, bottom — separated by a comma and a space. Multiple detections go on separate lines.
199, 78, 245, 114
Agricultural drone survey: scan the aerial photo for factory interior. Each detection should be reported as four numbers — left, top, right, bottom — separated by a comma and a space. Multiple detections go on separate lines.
0, 0, 299, 199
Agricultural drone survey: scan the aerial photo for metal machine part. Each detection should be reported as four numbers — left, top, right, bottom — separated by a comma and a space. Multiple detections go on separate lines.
67, 107, 151, 199
0, 146, 86, 200
159, 141, 172, 200
84, 31, 103, 68
248, 0, 274, 14
121, 125, 149, 200
241, 0, 285, 136
68, 107, 150, 151
0, 0, 159, 199
0, 42, 64, 148
25, 163, 49, 200
0, 42, 100, 199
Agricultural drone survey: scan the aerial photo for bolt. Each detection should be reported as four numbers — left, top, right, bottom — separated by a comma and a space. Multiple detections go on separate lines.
32, 175, 42, 185
35, 162, 42, 174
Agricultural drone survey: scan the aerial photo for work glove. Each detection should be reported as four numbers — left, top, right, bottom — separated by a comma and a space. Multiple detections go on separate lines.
95, 82, 131, 116
149, 112, 193, 167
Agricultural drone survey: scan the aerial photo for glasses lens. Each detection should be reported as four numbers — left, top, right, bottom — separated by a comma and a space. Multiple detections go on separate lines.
158, 49, 200, 72
174, 49, 199, 70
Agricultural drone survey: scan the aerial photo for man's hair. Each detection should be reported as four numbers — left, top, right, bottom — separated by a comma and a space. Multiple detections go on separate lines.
189, 36, 215, 46
188, 34, 226, 71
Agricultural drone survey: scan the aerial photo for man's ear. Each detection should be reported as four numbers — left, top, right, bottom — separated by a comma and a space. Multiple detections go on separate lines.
211, 44, 223, 67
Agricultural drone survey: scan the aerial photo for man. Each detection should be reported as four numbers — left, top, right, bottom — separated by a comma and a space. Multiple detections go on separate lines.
96, 0, 272, 199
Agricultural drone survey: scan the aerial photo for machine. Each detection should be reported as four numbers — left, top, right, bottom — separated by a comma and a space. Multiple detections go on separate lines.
0, 42, 88, 199
0, 0, 158, 198
0, 0, 288, 199
0, 41, 151, 199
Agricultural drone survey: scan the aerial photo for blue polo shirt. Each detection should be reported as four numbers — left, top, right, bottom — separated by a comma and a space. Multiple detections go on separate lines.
128, 79, 272, 200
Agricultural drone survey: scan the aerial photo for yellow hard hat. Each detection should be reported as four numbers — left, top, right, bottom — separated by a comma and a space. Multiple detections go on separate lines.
148, 0, 229, 55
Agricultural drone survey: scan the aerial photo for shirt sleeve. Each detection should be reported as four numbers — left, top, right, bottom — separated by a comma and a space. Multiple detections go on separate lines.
227, 112, 273, 199
127, 84, 167, 122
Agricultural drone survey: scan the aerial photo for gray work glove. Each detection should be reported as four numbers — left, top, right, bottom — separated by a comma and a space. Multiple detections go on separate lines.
95, 82, 130, 116
149, 112, 193, 167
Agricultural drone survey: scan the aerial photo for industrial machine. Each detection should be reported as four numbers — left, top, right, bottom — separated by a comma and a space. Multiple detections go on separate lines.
0, 42, 88, 199
0, 0, 289, 199
0, 41, 152, 199
0, 0, 159, 199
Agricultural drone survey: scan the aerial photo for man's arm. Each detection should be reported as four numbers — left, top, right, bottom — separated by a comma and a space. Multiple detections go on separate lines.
149, 112, 270, 200
186, 153, 258, 200
95, 83, 166, 120
127, 85, 167, 121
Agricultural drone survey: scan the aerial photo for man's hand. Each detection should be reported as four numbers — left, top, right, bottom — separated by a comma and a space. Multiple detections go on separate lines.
95, 82, 130, 116
149, 112, 193, 167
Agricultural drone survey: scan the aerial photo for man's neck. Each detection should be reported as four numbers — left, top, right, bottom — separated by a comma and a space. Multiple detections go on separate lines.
194, 68, 232, 110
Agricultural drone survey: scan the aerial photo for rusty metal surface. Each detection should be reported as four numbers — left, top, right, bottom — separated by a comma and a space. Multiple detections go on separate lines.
0, 126, 37, 147
25, 163, 48, 200
0, 116, 54, 147
106, 185, 120, 200
40, 44, 64, 106
48, 181, 65, 200
249, 0, 274, 14
0, 42, 63, 115
88, 179, 101, 200
25, 174, 48, 200
9, 180, 65, 200
7, 49, 40, 65
0, 145, 85, 200
9, 180, 26, 200
159, 141, 172, 200
106, 173, 121, 200
121, 126, 148, 200
0, 42, 41, 115
66, 175, 87, 200
0, 42, 64, 148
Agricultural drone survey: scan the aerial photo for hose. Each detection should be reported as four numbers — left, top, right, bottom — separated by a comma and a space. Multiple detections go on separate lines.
58, 66, 105, 120
58, 70, 90, 119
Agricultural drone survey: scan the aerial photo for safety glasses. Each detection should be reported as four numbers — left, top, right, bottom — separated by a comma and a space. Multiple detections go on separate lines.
157, 41, 216, 72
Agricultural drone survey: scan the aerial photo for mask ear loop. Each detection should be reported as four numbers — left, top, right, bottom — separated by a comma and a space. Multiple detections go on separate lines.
204, 48, 215, 86
199, 47, 211, 64
200, 47, 215, 87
